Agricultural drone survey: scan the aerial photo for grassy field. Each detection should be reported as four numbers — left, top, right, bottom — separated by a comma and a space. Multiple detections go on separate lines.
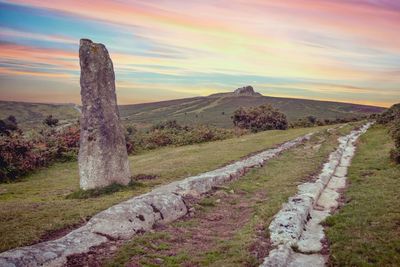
325, 125, 400, 266
0, 125, 336, 252
0, 94, 384, 130
105, 123, 359, 266
120, 94, 383, 128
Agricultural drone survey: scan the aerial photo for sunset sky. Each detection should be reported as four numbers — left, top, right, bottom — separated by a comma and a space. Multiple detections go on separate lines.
0, 0, 399, 107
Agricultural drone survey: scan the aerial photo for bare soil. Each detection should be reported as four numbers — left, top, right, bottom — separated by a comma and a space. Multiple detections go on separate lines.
65, 187, 272, 266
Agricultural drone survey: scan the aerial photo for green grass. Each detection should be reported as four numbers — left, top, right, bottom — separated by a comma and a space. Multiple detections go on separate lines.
0, 125, 333, 252
106, 124, 358, 266
325, 125, 400, 266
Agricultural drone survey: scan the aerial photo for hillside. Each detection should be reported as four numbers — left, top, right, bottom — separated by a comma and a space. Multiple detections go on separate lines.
119, 87, 385, 128
0, 87, 385, 129
0, 101, 80, 130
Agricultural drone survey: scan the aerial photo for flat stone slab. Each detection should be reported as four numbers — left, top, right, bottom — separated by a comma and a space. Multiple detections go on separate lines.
260, 245, 292, 267
288, 253, 325, 267
297, 210, 330, 253
316, 188, 340, 211
327, 176, 346, 190
334, 166, 348, 178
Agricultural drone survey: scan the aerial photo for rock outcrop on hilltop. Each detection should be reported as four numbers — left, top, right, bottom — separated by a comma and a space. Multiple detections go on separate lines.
233, 85, 262, 96
78, 39, 131, 190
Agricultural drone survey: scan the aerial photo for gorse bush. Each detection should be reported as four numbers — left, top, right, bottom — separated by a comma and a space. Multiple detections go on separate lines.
388, 114, 400, 164
232, 104, 288, 132
125, 120, 238, 152
290, 116, 363, 128
377, 103, 400, 125
378, 103, 400, 164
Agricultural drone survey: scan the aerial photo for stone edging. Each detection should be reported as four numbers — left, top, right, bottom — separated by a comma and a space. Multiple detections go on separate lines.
260, 122, 372, 267
0, 133, 313, 267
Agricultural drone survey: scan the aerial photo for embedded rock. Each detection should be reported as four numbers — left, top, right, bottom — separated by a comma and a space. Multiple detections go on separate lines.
78, 39, 131, 190
233, 85, 261, 96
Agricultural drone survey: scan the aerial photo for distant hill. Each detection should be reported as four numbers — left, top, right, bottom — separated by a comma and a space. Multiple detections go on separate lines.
0, 87, 385, 129
118, 86, 385, 128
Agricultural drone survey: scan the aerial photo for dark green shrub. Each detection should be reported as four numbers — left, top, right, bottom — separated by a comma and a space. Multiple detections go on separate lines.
0, 116, 19, 136
43, 115, 59, 127
390, 148, 400, 164
307, 116, 317, 124
232, 104, 288, 132
291, 118, 313, 128
151, 120, 183, 131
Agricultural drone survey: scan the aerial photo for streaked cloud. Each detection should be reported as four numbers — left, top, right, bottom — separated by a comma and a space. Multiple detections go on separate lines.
0, 0, 399, 107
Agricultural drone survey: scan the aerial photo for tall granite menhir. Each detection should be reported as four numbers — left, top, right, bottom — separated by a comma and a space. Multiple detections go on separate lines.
78, 39, 131, 190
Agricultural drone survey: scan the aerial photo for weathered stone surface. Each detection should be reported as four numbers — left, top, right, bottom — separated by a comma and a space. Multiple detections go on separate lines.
334, 166, 348, 178
288, 253, 325, 267
260, 245, 292, 267
233, 85, 262, 96
316, 188, 340, 210
269, 195, 314, 246
297, 210, 329, 253
298, 182, 324, 202
327, 176, 346, 190
88, 192, 187, 239
78, 39, 131, 190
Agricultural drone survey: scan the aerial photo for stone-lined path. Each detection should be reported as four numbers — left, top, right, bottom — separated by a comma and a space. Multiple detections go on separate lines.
260, 123, 372, 267
0, 133, 313, 267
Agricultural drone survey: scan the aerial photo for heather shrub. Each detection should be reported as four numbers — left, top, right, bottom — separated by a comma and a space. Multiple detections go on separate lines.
377, 103, 400, 124
0, 134, 46, 182
0, 125, 80, 182
145, 130, 173, 149
378, 103, 400, 164
1, 119, 241, 182
232, 104, 288, 132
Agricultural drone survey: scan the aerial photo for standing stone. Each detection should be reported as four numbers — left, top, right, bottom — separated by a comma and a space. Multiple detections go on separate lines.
78, 39, 131, 190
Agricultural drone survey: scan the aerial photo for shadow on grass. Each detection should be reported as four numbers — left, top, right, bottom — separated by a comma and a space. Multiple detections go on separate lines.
66, 179, 146, 199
